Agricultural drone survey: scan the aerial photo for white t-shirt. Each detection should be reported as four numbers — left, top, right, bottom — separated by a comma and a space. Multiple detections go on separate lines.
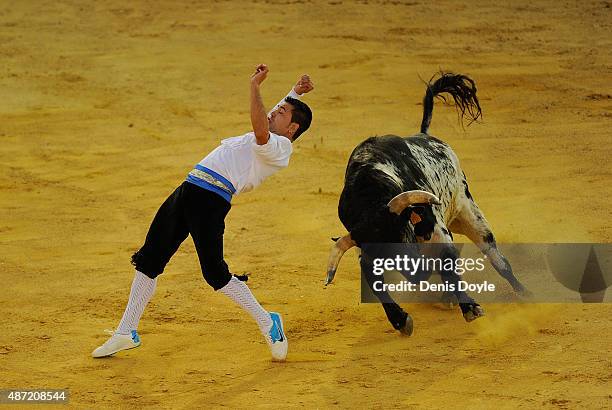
198, 131, 293, 194
196, 88, 301, 195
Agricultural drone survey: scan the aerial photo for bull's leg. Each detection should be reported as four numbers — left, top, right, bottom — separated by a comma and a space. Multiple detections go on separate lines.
449, 197, 530, 296
360, 250, 413, 335
427, 225, 485, 322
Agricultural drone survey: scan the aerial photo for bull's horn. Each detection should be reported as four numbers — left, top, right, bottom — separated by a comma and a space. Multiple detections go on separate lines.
387, 190, 441, 215
325, 234, 356, 285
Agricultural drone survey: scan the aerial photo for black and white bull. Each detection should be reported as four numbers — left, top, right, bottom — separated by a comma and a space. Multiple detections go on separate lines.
326, 72, 529, 335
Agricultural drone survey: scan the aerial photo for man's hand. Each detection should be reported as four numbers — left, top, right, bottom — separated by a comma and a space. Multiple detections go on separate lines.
251, 64, 269, 86
294, 74, 314, 95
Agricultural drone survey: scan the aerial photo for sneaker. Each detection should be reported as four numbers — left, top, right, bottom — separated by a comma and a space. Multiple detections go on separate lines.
91, 330, 141, 358
266, 312, 288, 361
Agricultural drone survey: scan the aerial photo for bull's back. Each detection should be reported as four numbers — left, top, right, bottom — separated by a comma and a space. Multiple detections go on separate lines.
346, 134, 460, 191
340, 134, 462, 228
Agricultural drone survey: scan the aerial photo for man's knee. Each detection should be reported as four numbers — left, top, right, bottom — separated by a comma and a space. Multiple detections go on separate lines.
131, 249, 165, 279
201, 262, 232, 290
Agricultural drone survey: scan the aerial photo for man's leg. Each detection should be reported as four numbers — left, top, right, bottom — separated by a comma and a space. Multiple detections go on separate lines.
92, 185, 189, 358
218, 276, 273, 334
184, 186, 287, 360
115, 270, 157, 336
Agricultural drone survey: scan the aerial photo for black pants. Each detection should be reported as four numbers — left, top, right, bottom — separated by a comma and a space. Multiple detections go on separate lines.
131, 182, 232, 290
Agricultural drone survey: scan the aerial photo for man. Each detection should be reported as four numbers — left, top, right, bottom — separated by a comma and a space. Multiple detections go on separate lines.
92, 64, 313, 361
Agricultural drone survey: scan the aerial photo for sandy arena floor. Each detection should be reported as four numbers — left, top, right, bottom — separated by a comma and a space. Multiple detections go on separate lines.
1, 0, 611, 408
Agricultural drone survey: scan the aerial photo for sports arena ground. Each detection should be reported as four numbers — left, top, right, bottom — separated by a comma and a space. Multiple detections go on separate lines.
1, 0, 610, 408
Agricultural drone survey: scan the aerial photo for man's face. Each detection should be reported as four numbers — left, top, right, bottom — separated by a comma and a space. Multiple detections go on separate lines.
268, 102, 298, 140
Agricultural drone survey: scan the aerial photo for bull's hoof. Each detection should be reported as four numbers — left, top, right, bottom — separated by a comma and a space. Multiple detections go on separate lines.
399, 314, 414, 336
461, 303, 485, 322
391, 311, 413, 336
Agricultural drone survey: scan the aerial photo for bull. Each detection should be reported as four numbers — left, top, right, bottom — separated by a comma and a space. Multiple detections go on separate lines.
326, 72, 529, 335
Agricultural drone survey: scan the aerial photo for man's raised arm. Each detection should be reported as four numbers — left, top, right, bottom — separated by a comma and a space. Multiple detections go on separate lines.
250, 64, 271, 145
268, 74, 315, 115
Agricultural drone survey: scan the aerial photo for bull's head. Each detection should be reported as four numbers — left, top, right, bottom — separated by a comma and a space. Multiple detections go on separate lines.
325, 190, 440, 285
388, 190, 440, 241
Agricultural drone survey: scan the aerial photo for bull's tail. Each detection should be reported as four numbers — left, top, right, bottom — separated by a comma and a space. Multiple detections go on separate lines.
420, 72, 482, 135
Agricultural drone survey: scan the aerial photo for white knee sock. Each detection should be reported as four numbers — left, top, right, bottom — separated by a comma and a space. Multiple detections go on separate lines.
116, 270, 157, 335
219, 276, 272, 334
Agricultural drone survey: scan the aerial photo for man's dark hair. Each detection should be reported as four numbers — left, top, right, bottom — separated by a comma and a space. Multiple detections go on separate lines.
285, 96, 312, 140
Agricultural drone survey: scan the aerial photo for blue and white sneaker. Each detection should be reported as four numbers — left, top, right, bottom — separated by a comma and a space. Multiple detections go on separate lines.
91, 329, 141, 358
266, 312, 288, 361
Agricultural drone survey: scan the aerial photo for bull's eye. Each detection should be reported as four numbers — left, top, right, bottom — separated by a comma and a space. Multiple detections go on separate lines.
411, 205, 426, 215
